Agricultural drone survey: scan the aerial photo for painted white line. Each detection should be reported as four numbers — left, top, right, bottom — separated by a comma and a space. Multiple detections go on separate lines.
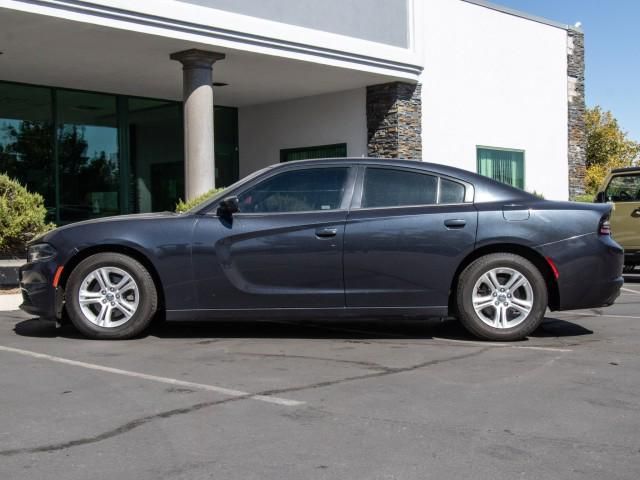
0, 345, 303, 407
621, 287, 640, 295
431, 337, 572, 352
554, 311, 640, 320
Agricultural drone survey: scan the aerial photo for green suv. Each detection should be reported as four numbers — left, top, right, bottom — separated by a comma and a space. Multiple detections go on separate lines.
596, 167, 640, 272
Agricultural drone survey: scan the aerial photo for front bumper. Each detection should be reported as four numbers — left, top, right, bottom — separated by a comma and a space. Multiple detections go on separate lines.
19, 260, 62, 319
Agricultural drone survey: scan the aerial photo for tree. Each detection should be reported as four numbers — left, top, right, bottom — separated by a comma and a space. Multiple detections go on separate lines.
585, 106, 640, 194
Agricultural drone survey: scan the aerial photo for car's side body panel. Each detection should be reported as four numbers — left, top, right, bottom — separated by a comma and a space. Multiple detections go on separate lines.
344, 204, 478, 308
190, 210, 348, 310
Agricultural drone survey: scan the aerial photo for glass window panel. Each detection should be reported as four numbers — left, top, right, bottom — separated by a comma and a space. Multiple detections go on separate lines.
128, 98, 183, 213
57, 90, 119, 222
605, 174, 640, 202
281, 143, 347, 163
0, 82, 55, 219
439, 178, 466, 204
238, 167, 348, 213
477, 147, 525, 189
214, 106, 239, 188
362, 168, 438, 208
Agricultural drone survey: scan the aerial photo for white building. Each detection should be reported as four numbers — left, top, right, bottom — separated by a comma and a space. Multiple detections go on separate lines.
0, 0, 585, 223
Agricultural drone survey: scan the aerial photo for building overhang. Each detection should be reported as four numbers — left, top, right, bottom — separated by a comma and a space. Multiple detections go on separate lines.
0, 0, 422, 106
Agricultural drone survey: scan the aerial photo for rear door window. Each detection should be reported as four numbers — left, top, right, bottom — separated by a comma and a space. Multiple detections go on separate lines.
362, 168, 438, 208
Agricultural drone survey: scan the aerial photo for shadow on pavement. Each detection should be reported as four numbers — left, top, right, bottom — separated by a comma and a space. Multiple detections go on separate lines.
13, 315, 593, 342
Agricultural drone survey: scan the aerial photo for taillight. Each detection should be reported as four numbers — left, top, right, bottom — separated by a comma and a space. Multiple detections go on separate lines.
599, 216, 611, 236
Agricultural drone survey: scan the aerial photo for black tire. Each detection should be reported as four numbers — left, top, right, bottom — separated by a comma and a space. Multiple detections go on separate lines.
456, 253, 548, 341
66, 253, 158, 340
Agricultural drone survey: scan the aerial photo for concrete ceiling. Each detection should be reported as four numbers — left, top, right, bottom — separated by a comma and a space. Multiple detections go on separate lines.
0, 8, 400, 107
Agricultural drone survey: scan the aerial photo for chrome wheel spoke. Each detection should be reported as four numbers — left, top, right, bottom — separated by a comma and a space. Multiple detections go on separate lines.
117, 299, 136, 318
510, 297, 532, 314
473, 294, 495, 310
95, 268, 112, 290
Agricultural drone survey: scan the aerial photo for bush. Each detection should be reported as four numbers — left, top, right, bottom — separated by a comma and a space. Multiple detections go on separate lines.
0, 174, 55, 256
573, 193, 595, 203
175, 188, 225, 213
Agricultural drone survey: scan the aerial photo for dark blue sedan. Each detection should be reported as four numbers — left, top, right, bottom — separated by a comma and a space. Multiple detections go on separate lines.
20, 159, 624, 341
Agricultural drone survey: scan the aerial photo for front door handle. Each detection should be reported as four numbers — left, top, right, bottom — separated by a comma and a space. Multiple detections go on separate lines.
631, 208, 640, 218
315, 227, 338, 238
444, 219, 466, 229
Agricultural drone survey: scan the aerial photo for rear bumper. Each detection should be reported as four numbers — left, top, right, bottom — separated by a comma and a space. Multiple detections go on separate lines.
537, 233, 624, 311
19, 261, 60, 319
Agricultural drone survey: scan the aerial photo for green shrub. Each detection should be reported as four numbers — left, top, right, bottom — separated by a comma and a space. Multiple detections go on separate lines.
175, 188, 225, 213
573, 193, 595, 203
0, 174, 55, 256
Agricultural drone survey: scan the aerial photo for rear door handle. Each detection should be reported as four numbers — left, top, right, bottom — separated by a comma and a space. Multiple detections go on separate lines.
632, 208, 640, 218
444, 219, 466, 229
315, 227, 338, 238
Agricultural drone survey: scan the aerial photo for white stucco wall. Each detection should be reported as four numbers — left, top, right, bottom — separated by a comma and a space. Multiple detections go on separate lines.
238, 88, 367, 176
420, 0, 569, 200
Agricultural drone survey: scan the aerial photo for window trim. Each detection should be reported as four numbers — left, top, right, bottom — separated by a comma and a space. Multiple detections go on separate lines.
351, 165, 474, 211
205, 164, 357, 217
280, 143, 347, 163
476, 145, 526, 190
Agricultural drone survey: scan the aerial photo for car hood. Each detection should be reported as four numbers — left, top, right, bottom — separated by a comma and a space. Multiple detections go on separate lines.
29, 212, 182, 245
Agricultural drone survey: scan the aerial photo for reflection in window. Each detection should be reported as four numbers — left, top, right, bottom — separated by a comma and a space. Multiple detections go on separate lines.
57, 91, 119, 222
0, 83, 55, 219
362, 168, 438, 208
128, 98, 183, 213
238, 168, 348, 213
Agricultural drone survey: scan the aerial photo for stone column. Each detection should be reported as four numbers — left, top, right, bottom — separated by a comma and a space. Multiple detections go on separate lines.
567, 28, 586, 199
170, 48, 225, 200
367, 82, 422, 159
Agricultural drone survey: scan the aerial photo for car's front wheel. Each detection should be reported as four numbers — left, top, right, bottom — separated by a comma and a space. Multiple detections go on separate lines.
456, 253, 548, 341
66, 253, 158, 339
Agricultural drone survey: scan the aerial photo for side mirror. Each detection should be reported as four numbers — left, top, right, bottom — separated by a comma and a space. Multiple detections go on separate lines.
217, 196, 239, 217
595, 192, 607, 203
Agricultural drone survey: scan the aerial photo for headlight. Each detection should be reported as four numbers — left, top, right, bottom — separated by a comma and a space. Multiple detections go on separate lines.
27, 243, 57, 263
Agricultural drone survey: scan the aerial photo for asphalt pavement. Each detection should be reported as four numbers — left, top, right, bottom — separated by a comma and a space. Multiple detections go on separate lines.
1, 276, 639, 480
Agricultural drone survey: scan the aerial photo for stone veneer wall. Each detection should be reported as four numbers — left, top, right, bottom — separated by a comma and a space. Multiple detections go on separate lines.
366, 82, 422, 159
567, 28, 586, 199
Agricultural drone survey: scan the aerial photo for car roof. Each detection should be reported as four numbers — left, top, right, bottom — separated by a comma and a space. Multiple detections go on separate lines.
611, 166, 640, 174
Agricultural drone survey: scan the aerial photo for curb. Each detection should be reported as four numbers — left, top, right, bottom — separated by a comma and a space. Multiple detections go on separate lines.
0, 259, 25, 288
0, 293, 22, 312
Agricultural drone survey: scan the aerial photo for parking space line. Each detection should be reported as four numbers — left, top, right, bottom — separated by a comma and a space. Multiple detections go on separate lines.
431, 337, 572, 352
553, 312, 640, 320
621, 287, 640, 295
0, 345, 304, 407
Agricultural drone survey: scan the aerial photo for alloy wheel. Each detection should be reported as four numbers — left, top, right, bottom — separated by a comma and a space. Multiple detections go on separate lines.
78, 266, 140, 328
471, 267, 534, 329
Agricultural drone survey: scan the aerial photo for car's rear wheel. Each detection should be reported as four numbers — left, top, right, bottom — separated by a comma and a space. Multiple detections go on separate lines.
66, 253, 157, 339
456, 253, 547, 341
